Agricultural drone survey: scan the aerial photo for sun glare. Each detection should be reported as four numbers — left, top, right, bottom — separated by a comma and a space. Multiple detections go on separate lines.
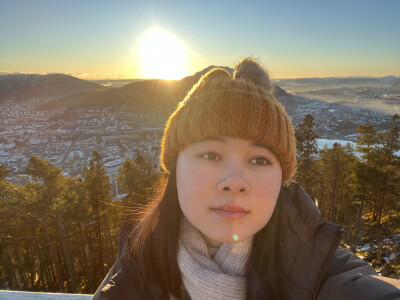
139, 28, 186, 80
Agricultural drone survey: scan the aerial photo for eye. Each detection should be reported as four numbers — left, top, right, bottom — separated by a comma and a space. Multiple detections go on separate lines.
249, 157, 270, 166
201, 152, 221, 161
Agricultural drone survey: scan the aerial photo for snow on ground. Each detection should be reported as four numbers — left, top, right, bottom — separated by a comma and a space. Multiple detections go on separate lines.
0, 290, 92, 299
356, 243, 372, 251
317, 138, 355, 149
317, 138, 400, 156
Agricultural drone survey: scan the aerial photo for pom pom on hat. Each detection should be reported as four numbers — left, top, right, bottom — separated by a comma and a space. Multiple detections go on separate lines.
233, 58, 273, 92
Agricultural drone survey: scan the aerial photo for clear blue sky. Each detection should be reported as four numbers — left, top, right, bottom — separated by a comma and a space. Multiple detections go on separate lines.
0, 0, 399, 79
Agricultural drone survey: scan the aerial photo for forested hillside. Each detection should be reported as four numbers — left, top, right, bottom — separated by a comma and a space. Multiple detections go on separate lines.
0, 115, 399, 294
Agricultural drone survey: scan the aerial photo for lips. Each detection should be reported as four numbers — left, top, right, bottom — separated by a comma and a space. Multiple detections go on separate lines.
211, 205, 249, 220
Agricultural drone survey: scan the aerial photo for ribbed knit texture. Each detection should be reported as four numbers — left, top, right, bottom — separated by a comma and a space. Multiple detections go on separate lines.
160, 58, 297, 184
177, 217, 252, 300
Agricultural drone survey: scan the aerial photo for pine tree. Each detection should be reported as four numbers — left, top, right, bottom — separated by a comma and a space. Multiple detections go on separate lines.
0, 165, 11, 180
0, 165, 19, 289
25, 156, 77, 291
318, 143, 357, 224
354, 124, 378, 231
1, 157, 119, 292
117, 155, 160, 208
295, 114, 319, 194
81, 151, 113, 279
375, 114, 400, 224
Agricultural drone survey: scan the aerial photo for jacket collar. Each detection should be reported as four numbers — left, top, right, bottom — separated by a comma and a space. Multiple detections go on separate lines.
278, 182, 343, 299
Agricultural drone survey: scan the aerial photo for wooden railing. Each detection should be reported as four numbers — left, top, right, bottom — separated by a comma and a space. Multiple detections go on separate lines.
0, 290, 92, 299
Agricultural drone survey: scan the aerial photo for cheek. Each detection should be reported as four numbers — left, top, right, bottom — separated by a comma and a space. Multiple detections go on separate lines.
176, 166, 214, 209
252, 172, 282, 221
265, 167, 282, 196
266, 172, 282, 199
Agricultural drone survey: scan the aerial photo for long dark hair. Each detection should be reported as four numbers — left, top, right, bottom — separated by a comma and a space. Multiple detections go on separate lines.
246, 191, 288, 299
129, 158, 287, 299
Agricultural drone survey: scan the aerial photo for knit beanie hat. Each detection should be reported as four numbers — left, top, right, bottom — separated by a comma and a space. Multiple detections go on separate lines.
160, 58, 296, 184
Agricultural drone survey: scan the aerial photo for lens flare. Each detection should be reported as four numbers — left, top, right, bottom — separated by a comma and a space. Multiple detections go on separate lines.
233, 234, 238, 241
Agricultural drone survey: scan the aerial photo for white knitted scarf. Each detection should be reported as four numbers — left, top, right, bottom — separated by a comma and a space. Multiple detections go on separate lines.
177, 217, 253, 300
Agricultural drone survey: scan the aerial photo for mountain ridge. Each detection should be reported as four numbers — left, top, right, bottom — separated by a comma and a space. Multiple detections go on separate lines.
0, 73, 106, 100
31, 66, 290, 110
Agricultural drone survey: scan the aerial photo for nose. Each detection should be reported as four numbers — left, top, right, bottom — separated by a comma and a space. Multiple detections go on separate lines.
217, 168, 249, 194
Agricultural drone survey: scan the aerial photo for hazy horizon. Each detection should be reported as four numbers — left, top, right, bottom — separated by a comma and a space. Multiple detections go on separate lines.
1, 71, 399, 81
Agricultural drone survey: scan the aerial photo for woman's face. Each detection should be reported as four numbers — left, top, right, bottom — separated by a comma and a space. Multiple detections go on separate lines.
176, 136, 282, 246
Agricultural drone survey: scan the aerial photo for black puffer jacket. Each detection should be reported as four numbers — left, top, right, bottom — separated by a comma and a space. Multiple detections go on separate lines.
93, 183, 400, 300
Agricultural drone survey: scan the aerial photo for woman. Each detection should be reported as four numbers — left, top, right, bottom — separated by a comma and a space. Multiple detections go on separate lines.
93, 59, 399, 299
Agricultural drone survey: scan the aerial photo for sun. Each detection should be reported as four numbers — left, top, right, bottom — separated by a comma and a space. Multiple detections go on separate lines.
139, 28, 186, 80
